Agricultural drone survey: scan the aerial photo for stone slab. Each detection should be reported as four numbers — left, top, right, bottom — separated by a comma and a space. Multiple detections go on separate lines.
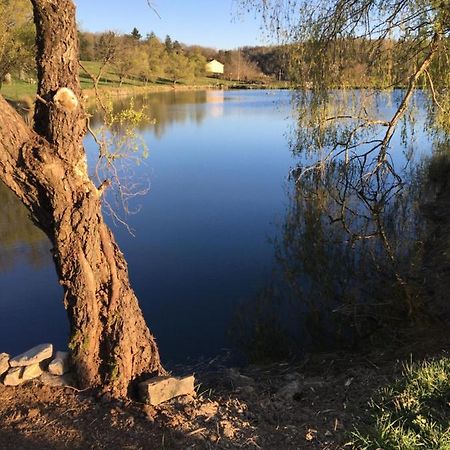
0, 353, 9, 377
39, 372, 75, 387
22, 363, 43, 381
276, 380, 302, 400
139, 375, 195, 406
48, 351, 70, 376
10, 344, 53, 367
3, 367, 24, 386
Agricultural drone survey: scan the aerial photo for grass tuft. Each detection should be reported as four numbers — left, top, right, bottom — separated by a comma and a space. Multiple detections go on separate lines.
351, 356, 450, 449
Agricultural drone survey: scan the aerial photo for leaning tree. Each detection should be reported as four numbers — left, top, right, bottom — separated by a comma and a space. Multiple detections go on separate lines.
0, 0, 165, 398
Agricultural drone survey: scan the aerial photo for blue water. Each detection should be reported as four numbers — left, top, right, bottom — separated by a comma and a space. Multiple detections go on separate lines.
0, 90, 296, 363
0, 89, 434, 363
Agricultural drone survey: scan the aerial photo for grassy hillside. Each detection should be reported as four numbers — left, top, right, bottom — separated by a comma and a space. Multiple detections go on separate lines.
1, 79, 37, 101
1, 61, 285, 102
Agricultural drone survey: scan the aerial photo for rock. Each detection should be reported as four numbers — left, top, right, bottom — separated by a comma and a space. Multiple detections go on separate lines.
22, 363, 43, 381
0, 353, 9, 376
3, 362, 44, 385
10, 344, 53, 367
227, 368, 255, 389
39, 372, 75, 387
3, 367, 24, 386
139, 375, 195, 406
237, 385, 256, 397
276, 380, 302, 400
48, 351, 69, 375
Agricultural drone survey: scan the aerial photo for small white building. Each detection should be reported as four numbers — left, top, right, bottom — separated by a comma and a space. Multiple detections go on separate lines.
205, 59, 224, 75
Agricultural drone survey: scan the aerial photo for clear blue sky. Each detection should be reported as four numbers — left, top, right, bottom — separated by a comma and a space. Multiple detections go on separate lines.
75, 0, 270, 49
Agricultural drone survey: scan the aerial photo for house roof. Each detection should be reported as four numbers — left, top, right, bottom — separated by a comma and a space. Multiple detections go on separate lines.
206, 59, 224, 66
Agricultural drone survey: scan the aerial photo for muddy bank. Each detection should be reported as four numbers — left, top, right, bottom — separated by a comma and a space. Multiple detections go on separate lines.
0, 329, 447, 450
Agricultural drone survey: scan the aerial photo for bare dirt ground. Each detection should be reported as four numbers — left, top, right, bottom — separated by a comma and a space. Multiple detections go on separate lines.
0, 330, 447, 450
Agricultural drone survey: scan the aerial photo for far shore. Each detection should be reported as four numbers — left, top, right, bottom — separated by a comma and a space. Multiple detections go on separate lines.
1, 77, 290, 105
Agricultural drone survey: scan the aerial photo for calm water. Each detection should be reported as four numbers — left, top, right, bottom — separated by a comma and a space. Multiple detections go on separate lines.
0, 89, 436, 363
0, 90, 297, 363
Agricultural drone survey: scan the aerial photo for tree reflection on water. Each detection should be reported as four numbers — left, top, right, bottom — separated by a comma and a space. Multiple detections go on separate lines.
233, 123, 450, 362
0, 180, 51, 272
88, 90, 211, 138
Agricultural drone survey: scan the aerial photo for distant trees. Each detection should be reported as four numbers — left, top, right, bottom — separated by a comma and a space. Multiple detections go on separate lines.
78, 30, 219, 86
82, 28, 423, 87
145, 33, 166, 81
165, 51, 194, 84
164, 35, 173, 53
130, 27, 142, 41
9, 8, 446, 90
243, 46, 287, 80
111, 37, 143, 87
76, 26, 305, 86
76, 28, 298, 86
0, 0, 35, 86
218, 49, 263, 81
78, 31, 95, 61
189, 50, 207, 78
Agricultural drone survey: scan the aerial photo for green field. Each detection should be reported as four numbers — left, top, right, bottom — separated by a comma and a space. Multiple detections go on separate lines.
1, 61, 284, 103
1, 79, 37, 101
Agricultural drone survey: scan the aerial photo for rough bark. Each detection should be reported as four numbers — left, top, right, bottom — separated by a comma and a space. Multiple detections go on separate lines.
0, 0, 165, 398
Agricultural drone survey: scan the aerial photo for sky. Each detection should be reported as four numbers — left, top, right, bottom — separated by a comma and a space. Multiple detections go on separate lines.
75, 0, 270, 50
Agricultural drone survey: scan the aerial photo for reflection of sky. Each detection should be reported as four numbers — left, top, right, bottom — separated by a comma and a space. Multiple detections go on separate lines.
0, 89, 436, 362
294, 90, 434, 171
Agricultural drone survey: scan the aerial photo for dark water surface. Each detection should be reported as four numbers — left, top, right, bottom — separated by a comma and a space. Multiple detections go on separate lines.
0, 90, 296, 363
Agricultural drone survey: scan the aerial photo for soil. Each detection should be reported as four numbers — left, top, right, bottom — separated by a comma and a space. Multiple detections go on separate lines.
0, 330, 447, 450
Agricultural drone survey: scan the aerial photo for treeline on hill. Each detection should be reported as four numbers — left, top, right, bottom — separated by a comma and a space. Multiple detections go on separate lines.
77, 28, 449, 88
0, 2, 448, 90
77, 28, 281, 85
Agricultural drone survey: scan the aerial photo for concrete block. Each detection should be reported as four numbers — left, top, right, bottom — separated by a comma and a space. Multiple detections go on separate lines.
139, 375, 195, 405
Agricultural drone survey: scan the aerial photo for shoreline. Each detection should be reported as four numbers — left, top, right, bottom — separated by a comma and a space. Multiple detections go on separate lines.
2, 80, 413, 106
0, 329, 447, 449
2, 79, 289, 105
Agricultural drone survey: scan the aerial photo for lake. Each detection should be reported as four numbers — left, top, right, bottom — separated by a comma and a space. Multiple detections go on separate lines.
0, 89, 298, 364
0, 89, 437, 364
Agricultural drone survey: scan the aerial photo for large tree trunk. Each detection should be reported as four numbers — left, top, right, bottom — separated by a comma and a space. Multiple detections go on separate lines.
0, 0, 165, 398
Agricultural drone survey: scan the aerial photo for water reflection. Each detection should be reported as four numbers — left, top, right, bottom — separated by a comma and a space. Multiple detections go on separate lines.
2, 89, 445, 363
0, 181, 66, 354
87, 89, 286, 139
1, 89, 294, 360
233, 97, 449, 362
0, 181, 50, 272
88, 90, 211, 138
205, 91, 225, 118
